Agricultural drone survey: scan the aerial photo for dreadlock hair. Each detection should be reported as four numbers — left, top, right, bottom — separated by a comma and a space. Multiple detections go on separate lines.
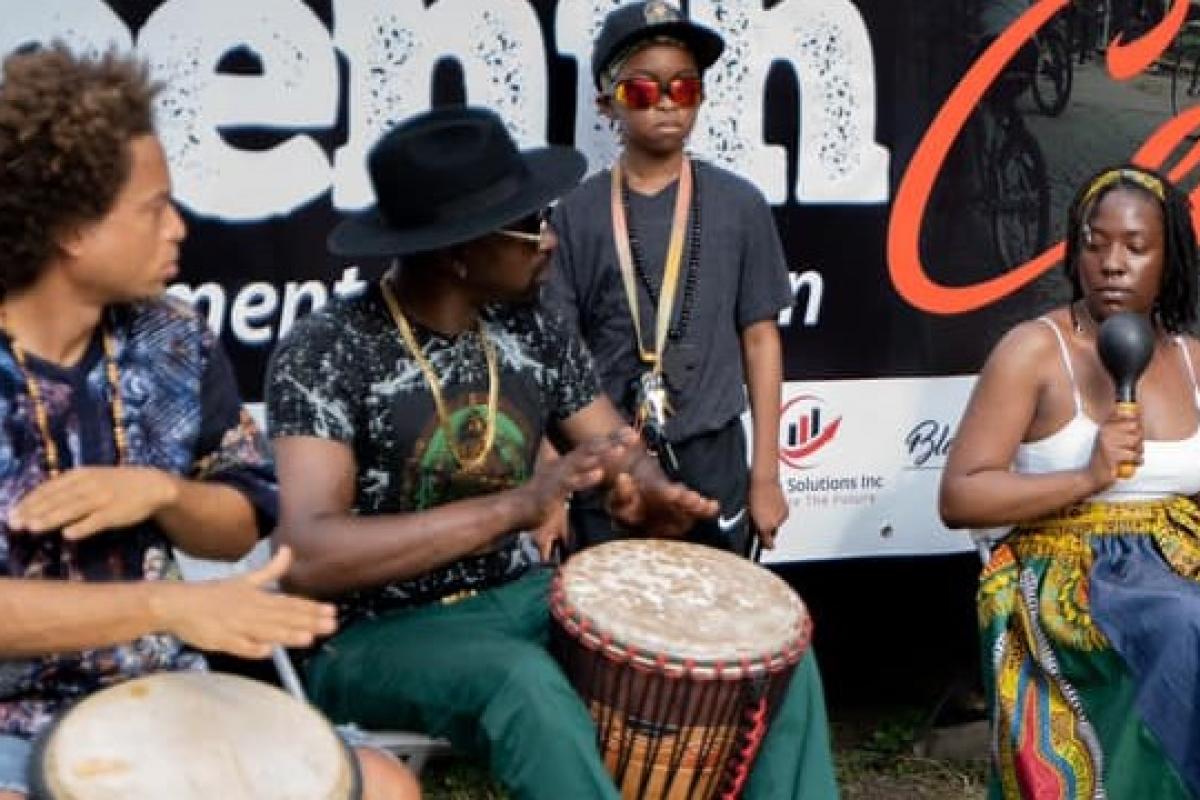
1063, 163, 1198, 334
0, 43, 159, 298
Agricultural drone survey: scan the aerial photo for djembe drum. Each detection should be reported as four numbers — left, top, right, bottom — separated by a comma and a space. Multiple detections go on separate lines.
550, 540, 812, 800
32, 671, 359, 800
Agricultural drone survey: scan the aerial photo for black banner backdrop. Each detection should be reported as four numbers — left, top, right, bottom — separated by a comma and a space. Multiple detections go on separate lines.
5, 0, 1193, 395
4, 0, 1199, 563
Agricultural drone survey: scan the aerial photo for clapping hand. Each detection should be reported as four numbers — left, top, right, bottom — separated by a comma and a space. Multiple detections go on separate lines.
605, 437, 718, 538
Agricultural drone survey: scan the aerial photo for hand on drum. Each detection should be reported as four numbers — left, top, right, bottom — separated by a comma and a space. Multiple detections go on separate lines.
7, 466, 177, 539
605, 459, 718, 539
150, 546, 337, 659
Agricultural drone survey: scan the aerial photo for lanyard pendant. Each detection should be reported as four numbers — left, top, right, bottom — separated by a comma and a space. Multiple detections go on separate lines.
634, 371, 678, 473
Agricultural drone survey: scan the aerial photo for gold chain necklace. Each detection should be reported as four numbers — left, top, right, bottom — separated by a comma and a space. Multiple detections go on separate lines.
1073, 300, 1164, 346
1072, 299, 1099, 335
379, 271, 499, 472
0, 308, 128, 476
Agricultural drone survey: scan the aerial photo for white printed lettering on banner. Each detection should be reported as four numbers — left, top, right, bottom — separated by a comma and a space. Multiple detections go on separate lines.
0, 0, 886, 345
0, 0, 891, 218
166, 267, 367, 344
780, 270, 824, 328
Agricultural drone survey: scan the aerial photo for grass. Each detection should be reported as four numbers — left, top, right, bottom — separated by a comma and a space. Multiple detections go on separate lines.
833, 708, 987, 800
421, 760, 506, 800
417, 706, 989, 799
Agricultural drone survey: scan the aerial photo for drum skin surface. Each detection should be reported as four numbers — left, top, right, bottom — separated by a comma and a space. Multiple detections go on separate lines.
551, 540, 812, 799
555, 539, 810, 674
37, 671, 355, 800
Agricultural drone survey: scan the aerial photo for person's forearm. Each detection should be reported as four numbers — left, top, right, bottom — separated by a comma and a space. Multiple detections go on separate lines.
741, 320, 783, 483
277, 490, 533, 598
939, 469, 1098, 529
153, 476, 259, 560
0, 579, 175, 657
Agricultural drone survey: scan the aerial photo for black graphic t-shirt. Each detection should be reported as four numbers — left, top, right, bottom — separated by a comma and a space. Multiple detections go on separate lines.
266, 284, 599, 623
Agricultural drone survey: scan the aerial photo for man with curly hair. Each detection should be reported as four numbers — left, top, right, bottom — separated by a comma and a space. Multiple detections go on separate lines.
0, 45, 418, 799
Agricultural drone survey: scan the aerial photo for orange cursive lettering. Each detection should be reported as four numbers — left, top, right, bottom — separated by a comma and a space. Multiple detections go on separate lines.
888, 0, 1068, 315
1106, 0, 1187, 80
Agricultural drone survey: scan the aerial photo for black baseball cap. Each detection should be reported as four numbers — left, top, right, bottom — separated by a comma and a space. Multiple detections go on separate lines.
591, 1, 725, 91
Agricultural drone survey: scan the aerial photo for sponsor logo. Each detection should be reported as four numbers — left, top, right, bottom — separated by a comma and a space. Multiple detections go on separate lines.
904, 419, 954, 469
779, 394, 842, 470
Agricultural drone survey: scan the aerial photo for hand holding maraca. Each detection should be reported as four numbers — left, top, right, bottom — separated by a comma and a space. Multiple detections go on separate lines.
1096, 312, 1155, 479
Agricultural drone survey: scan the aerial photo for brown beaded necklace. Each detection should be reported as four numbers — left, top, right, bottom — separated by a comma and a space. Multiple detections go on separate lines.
0, 307, 128, 476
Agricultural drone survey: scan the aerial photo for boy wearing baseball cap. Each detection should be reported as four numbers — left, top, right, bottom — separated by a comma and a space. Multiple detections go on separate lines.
546, 1, 791, 559
546, 4, 839, 797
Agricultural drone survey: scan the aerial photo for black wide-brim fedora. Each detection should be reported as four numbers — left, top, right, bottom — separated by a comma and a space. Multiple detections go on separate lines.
329, 106, 586, 258
591, 0, 725, 90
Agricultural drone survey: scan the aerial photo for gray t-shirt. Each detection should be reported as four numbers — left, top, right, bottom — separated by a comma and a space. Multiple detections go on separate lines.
546, 161, 792, 442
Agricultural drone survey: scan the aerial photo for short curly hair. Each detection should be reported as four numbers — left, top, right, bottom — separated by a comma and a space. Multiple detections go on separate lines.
0, 44, 159, 296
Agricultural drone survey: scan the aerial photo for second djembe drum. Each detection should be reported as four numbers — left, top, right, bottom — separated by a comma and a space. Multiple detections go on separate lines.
32, 672, 358, 800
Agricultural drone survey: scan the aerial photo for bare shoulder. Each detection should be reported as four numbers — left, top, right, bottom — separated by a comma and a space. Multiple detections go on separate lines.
980, 315, 1063, 378
950, 315, 1069, 467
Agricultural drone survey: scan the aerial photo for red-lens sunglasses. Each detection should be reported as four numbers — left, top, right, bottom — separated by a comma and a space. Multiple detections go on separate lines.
612, 76, 704, 110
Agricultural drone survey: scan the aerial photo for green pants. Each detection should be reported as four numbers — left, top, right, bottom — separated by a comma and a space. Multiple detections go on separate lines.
307, 568, 839, 800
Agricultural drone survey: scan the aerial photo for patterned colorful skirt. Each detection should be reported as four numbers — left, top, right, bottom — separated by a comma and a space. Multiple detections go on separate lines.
979, 497, 1200, 799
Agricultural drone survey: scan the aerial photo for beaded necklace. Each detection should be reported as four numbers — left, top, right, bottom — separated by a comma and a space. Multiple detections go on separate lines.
621, 160, 702, 343
0, 308, 128, 477
611, 155, 694, 367
379, 270, 499, 473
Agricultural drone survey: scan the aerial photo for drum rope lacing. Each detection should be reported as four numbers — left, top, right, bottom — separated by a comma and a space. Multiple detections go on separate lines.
719, 695, 770, 798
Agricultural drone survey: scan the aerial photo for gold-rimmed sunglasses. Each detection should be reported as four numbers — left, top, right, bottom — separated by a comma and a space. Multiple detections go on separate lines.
495, 207, 551, 244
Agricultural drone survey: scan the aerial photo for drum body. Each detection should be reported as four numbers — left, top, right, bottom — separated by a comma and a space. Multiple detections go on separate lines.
32, 671, 359, 800
551, 540, 812, 800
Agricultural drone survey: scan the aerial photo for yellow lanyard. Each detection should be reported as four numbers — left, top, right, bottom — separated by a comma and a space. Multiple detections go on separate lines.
610, 156, 693, 371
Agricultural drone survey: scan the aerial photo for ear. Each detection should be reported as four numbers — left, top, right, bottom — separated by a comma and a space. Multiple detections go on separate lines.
55, 223, 89, 260
448, 241, 484, 276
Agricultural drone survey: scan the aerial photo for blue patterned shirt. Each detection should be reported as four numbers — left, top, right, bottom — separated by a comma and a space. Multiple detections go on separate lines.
0, 299, 276, 739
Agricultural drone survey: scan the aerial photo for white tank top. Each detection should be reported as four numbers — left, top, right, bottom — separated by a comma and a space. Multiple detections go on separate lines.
1013, 317, 1200, 501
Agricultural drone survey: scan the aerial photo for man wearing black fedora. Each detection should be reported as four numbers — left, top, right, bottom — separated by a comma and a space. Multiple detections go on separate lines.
265, 105, 719, 798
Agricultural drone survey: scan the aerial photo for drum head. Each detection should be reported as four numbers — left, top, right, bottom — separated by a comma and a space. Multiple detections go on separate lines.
34, 672, 357, 800
555, 539, 809, 673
